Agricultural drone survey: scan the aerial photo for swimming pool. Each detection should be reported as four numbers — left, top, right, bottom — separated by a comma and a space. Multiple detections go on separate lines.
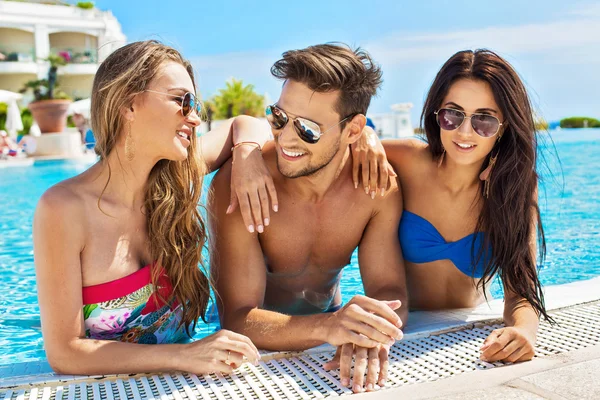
1, 129, 599, 365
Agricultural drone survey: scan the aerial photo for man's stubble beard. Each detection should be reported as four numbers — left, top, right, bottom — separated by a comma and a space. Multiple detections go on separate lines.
276, 136, 341, 179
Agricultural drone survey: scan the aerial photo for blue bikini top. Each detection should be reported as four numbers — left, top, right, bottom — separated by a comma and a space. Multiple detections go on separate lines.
399, 211, 492, 278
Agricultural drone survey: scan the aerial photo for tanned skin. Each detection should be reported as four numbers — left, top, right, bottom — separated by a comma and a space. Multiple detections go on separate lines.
209, 80, 408, 393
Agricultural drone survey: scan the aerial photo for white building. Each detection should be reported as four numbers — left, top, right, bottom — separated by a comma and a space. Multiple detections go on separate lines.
368, 103, 415, 138
0, 0, 126, 100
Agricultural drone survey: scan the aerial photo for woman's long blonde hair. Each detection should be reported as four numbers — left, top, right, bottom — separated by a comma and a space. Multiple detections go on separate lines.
91, 40, 209, 334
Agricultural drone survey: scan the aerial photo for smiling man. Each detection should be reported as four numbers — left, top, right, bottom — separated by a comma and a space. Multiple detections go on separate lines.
208, 44, 408, 393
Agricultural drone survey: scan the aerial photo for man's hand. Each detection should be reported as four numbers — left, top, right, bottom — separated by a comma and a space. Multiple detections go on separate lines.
321, 295, 403, 348
324, 343, 391, 393
480, 326, 536, 363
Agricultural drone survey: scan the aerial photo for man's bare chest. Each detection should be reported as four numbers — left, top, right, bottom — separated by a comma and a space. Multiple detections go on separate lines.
258, 204, 372, 275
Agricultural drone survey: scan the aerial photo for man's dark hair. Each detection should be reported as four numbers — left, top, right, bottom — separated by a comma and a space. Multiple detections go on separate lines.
271, 43, 383, 124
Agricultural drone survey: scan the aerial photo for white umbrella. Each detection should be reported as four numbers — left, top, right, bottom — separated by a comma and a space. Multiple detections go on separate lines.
68, 98, 91, 119
0, 89, 22, 103
5, 99, 24, 138
0, 90, 24, 139
29, 122, 41, 137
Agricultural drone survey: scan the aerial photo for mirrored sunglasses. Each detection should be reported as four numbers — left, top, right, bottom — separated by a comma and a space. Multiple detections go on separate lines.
434, 108, 502, 138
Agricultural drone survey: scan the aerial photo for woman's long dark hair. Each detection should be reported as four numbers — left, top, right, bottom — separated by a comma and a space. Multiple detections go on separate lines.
421, 49, 551, 321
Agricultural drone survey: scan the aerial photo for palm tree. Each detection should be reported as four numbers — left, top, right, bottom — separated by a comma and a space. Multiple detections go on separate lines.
206, 79, 265, 120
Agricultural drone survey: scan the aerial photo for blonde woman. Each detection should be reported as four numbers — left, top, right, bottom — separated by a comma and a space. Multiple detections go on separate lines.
33, 41, 273, 376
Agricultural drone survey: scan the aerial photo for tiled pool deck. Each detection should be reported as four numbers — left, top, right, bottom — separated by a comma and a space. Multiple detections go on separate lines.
1, 277, 599, 399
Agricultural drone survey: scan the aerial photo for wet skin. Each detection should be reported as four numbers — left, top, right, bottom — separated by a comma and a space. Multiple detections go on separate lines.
209, 81, 407, 353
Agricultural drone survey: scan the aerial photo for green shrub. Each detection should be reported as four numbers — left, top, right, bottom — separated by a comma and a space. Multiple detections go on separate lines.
0, 104, 33, 135
20, 108, 33, 135
76, 1, 95, 9
0, 103, 7, 131
560, 117, 600, 128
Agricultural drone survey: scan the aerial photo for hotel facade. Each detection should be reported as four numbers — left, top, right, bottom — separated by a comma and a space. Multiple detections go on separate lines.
0, 0, 126, 101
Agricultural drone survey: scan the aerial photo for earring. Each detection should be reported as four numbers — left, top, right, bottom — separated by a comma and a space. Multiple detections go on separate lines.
479, 152, 498, 198
479, 134, 503, 197
437, 149, 446, 168
124, 122, 135, 161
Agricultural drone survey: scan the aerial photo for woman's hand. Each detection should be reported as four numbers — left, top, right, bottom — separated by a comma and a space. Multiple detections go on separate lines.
178, 329, 261, 375
350, 126, 396, 198
228, 143, 278, 234
480, 326, 536, 363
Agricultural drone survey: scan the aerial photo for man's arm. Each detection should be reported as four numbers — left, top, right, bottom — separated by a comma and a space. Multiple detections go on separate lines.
208, 162, 403, 351
358, 184, 408, 323
209, 161, 332, 351
324, 185, 408, 393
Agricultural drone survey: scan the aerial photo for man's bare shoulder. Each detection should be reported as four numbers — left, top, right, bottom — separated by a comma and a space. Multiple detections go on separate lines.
337, 162, 402, 216
374, 177, 403, 215
210, 158, 233, 189
208, 158, 233, 214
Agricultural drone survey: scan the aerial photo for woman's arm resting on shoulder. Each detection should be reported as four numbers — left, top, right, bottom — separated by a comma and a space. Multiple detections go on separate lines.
199, 116, 271, 173
200, 116, 278, 233
350, 126, 396, 197
33, 186, 259, 376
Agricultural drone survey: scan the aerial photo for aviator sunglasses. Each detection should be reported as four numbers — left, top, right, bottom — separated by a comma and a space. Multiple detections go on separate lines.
434, 108, 503, 138
265, 104, 355, 144
145, 89, 202, 117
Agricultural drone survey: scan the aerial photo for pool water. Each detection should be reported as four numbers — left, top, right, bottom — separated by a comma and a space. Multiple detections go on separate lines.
1, 129, 599, 365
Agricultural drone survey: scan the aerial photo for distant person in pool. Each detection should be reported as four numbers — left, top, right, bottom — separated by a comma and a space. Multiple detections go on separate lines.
208, 44, 407, 394
33, 40, 282, 376
353, 49, 551, 364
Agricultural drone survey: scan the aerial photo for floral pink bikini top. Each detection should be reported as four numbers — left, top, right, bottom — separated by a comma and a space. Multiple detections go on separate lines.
82, 265, 189, 344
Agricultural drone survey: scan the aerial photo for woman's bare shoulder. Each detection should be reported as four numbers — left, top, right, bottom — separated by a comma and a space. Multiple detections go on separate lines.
36, 178, 87, 221
382, 138, 431, 167
33, 178, 89, 263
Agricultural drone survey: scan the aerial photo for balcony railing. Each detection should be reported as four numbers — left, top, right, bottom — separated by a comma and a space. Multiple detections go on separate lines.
50, 47, 98, 64
0, 44, 35, 63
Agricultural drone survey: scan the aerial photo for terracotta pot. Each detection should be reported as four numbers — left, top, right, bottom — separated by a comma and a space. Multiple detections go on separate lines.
28, 99, 72, 134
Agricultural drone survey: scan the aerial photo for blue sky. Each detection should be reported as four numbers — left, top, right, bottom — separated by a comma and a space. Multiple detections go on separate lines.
95, 0, 600, 125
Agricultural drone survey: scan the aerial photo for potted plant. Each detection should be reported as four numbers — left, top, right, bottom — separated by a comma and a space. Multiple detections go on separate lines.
20, 54, 72, 134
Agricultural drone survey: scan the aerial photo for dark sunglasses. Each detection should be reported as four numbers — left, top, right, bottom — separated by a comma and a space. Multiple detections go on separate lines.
434, 108, 502, 138
145, 89, 202, 118
265, 104, 354, 144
